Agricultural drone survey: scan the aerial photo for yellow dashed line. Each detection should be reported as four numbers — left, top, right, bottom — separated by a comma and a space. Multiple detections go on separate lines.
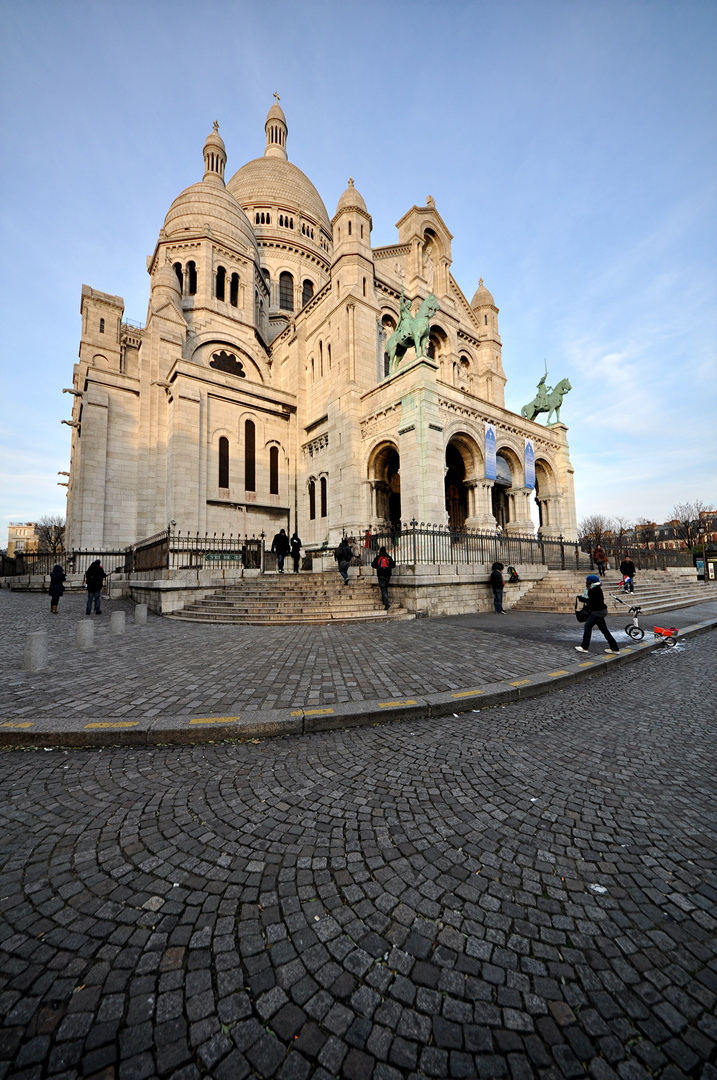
548, 670, 569, 677
189, 717, 240, 726
451, 689, 483, 699
84, 722, 139, 729
304, 708, 335, 716
578, 661, 594, 667
0, 721, 34, 729
290, 710, 303, 716
510, 679, 531, 687
378, 699, 417, 708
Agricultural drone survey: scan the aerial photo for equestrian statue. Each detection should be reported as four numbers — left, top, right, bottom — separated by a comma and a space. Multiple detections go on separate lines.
521, 368, 572, 425
385, 284, 440, 373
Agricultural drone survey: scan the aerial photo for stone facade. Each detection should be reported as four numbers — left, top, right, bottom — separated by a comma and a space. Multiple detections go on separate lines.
65, 102, 577, 552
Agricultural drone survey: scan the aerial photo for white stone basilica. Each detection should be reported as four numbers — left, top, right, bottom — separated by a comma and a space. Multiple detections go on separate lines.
65, 99, 577, 552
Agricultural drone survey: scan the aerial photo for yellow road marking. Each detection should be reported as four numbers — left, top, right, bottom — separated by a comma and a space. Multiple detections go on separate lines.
290, 710, 303, 717
84, 722, 139, 729
548, 670, 569, 677
379, 699, 417, 708
622, 648, 631, 653
510, 679, 531, 687
451, 689, 483, 698
0, 721, 34, 729
578, 661, 594, 667
189, 717, 240, 726
304, 708, 334, 716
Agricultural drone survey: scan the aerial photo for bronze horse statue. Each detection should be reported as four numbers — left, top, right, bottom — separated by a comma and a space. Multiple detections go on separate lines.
521, 377, 572, 425
386, 293, 440, 372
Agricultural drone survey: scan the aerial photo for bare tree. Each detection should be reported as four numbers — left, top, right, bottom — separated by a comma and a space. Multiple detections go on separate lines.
36, 514, 65, 555
612, 515, 633, 553
670, 500, 714, 549
577, 514, 613, 551
634, 518, 656, 546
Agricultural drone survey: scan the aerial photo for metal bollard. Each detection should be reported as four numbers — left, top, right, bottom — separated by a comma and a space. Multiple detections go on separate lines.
22, 630, 48, 671
134, 603, 148, 626
110, 611, 126, 636
76, 620, 94, 650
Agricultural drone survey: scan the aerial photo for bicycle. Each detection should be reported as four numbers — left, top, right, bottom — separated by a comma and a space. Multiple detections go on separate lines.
610, 594, 678, 646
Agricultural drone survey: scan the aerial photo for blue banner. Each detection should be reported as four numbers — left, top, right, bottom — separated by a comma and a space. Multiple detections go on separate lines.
524, 438, 535, 489
485, 424, 497, 480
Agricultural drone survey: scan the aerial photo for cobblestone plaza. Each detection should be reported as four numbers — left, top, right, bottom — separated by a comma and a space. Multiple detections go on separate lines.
1, 594, 716, 1080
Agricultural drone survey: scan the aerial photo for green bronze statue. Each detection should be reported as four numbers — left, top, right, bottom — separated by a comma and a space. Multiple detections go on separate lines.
521, 367, 571, 425
385, 283, 440, 372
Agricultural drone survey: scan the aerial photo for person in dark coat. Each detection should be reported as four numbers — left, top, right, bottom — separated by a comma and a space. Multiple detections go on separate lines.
290, 533, 302, 573
334, 538, 353, 585
271, 528, 291, 573
575, 574, 619, 654
619, 555, 636, 593
371, 546, 396, 610
489, 561, 506, 614
84, 560, 106, 615
593, 545, 608, 577
48, 564, 66, 614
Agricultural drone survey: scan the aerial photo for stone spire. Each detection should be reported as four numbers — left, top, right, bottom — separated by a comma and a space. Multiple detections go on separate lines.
203, 120, 226, 186
264, 93, 288, 161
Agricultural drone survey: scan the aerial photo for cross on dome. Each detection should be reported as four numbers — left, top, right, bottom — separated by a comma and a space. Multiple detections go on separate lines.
273, 91, 280, 104
213, 120, 219, 132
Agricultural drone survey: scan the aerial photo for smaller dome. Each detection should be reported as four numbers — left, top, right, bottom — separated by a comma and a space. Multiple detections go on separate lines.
335, 177, 367, 216
266, 99, 286, 125
470, 278, 495, 308
164, 182, 258, 257
153, 257, 181, 296
204, 121, 226, 154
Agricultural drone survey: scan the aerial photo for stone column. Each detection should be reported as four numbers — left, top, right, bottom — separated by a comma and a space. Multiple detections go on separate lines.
467, 480, 497, 531
505, 487, 535, 535
537, 496, 562, 538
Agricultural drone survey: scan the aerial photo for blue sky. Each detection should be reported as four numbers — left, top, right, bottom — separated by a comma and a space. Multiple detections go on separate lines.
1, 0, 715, 545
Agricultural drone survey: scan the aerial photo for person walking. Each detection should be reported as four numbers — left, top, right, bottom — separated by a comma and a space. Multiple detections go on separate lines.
84, 560, 106, 615
575, 574, 619, 654
489, 561, 506, 614
620, 554, 636, 593
48, 563, 66, 614
371, 546, 396, 610
334, 537, 353, 585
290, 532, 302, 574
271, 528, 290, 573
593, 545, 608, 577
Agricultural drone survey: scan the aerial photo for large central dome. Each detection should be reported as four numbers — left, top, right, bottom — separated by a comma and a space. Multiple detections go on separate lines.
228, 157, 331, 232
226, 97, 331, 233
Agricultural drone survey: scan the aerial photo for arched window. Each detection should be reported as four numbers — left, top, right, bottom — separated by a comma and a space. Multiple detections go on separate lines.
244, 420, 255, 491
484, 314, 488, 325
187, 261, 197, 295
362, 277, 366, 296
327, 344, 331, 369
99, 318, 105, 333
269, 446, 279, 495
216, 266, 226, 301
279, 215, 283, 227
360, 225, 364, 239
230, 273, 239, 307
309, 480, 316, 520
320, 477, 327, 518
173, 262, 183, 292
218, 437, 229, 489
289, 218, 293, 229
255, 213, 260, 225
266, 214, 270, 225
348, 221, 352, 235
279, 271, 294, 311
302, 279, 314, 307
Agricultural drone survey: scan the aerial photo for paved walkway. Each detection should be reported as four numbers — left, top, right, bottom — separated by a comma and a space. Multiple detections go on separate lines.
1, 632, 715, 1080
1, 591, 715, 745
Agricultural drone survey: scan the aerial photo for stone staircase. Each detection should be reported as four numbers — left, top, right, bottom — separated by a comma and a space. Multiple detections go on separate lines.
512, 569, 715, 616
168, 571, 414, 625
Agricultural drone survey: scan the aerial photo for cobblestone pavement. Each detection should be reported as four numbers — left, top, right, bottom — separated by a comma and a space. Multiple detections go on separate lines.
2, 591, 716, 720
1, 633, 716, 1080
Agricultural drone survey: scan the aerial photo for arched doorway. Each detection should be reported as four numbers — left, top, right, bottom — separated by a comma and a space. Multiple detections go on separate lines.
370, 443, 401, 528
491, 453, 513, 528
445, 444, 467, 529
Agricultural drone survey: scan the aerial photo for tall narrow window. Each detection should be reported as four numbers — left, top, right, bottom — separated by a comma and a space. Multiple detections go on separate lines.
230, 273, 239, 307
99, 318, 105, 333
218, 437, 229, 489
484, 314, 487, 325
309, 480, 316, 520
279, 271, 294, 311
187, 261, 197, 295
362, 277, 366, 296
348, 221, 352, 235
173, 262, 183, 292
216, 266, 226, 301
320, 477, 327, 518
269, 446, 279, 495
302, 279, 314, 306
244, 420, 255, 491
327, 344, 331, 369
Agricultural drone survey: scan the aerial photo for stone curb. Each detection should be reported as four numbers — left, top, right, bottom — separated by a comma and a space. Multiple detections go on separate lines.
1, 618, 714, 749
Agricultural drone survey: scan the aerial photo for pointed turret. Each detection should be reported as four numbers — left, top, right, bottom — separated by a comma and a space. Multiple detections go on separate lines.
264, 92, 288, 161
203, 120, 226, 185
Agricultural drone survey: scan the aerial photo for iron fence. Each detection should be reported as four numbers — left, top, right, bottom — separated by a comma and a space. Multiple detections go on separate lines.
2, 550, 127, 577
163, 531, 262, 571
583, 544, 694, 571
354, 521, 586, 570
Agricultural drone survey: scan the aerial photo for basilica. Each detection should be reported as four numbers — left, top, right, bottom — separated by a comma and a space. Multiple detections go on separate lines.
64, 98, 577, 553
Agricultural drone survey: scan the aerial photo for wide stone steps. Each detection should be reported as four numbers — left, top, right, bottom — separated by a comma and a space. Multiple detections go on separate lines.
169, 572, 414, 625
513, 571, 714, 615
